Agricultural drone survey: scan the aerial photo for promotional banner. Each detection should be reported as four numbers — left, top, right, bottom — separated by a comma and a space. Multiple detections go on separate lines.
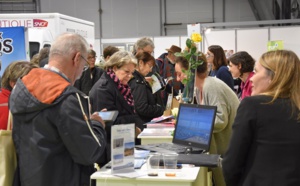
0, 26, 28, 76
267, 40, 284, 51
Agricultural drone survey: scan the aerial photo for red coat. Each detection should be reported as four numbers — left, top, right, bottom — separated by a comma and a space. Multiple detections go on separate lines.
0, 88, 10, 130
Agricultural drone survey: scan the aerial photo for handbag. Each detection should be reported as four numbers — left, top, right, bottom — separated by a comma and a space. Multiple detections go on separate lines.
0, 111, 17, 186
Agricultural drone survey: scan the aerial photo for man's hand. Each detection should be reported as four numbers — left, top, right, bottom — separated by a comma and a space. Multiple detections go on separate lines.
90, 112, 105, 128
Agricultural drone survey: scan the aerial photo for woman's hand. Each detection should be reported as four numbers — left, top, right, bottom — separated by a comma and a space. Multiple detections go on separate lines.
135, 127, 142, 137
145, 77, 153, 85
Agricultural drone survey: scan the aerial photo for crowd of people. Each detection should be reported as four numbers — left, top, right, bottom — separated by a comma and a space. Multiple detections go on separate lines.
0, 32, 300, 186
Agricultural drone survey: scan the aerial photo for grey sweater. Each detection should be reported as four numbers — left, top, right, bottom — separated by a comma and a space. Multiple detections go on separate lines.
195, 76, 240, 186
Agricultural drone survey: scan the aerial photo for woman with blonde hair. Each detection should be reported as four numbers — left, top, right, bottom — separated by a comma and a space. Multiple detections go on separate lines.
89, 51, 144, 166
0, 61, 37, 130
223, 50, 300, 186
90, 51, 141, 124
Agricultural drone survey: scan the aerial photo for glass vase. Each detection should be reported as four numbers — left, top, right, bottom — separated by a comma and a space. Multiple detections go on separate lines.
182, 71, 195, 103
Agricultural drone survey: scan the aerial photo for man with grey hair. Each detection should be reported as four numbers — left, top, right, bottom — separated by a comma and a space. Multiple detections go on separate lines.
133, 37, 167, 107
10, 33, 107, 186
133, 37, 154, 55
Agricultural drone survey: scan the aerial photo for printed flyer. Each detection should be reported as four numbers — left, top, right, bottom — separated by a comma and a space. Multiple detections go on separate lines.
111, 123, 135, 174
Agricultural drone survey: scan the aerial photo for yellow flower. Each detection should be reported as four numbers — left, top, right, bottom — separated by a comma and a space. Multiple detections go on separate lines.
191, 32, 202, 43
174, 32, 204, 103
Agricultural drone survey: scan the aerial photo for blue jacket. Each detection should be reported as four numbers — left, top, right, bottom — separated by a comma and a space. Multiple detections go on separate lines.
209, 65, 234, 90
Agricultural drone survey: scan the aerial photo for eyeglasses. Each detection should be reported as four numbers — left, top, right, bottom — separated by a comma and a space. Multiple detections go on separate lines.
81, 55, 89, 71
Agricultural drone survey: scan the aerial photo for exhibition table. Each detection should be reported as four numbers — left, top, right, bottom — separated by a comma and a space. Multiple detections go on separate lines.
91, 164, 205, 186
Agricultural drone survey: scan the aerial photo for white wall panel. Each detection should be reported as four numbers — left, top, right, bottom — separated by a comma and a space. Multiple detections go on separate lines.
237, 28, 269, 61
153, 36, 180, 58
270, 27, 300, 57
202, 29, 236, 53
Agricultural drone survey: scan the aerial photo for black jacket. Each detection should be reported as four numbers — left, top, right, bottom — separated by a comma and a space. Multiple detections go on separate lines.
89, 72, 144, 128
74, 67, 104, 95
222, 95, 300, 186
10, 68, 106, 186
89, 72, 145, 165
129, 70, 164, 123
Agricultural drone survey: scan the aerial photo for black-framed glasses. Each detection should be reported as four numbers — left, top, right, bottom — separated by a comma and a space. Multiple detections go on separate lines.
81, 55, 89, 71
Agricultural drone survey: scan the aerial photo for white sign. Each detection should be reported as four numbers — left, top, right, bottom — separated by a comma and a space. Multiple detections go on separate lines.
187, 23, 201, 38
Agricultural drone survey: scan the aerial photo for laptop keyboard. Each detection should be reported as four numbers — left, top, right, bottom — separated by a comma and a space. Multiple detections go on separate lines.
154, 143, 187, 154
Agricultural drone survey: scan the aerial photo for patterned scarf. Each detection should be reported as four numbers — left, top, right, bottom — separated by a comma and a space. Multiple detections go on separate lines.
107, 68, 134, 107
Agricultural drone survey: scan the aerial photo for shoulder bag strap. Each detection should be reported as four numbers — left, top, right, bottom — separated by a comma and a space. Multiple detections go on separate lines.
7, 110, 12, 131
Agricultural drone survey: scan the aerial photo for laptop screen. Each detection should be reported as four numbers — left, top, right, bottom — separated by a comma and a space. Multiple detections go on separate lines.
173, 103, 217, 151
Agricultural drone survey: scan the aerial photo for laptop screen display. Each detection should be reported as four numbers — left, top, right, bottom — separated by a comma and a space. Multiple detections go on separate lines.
173, 104, 217, 151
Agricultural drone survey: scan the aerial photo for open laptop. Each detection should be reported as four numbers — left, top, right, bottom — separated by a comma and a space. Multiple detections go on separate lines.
136, 103, 217, 154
